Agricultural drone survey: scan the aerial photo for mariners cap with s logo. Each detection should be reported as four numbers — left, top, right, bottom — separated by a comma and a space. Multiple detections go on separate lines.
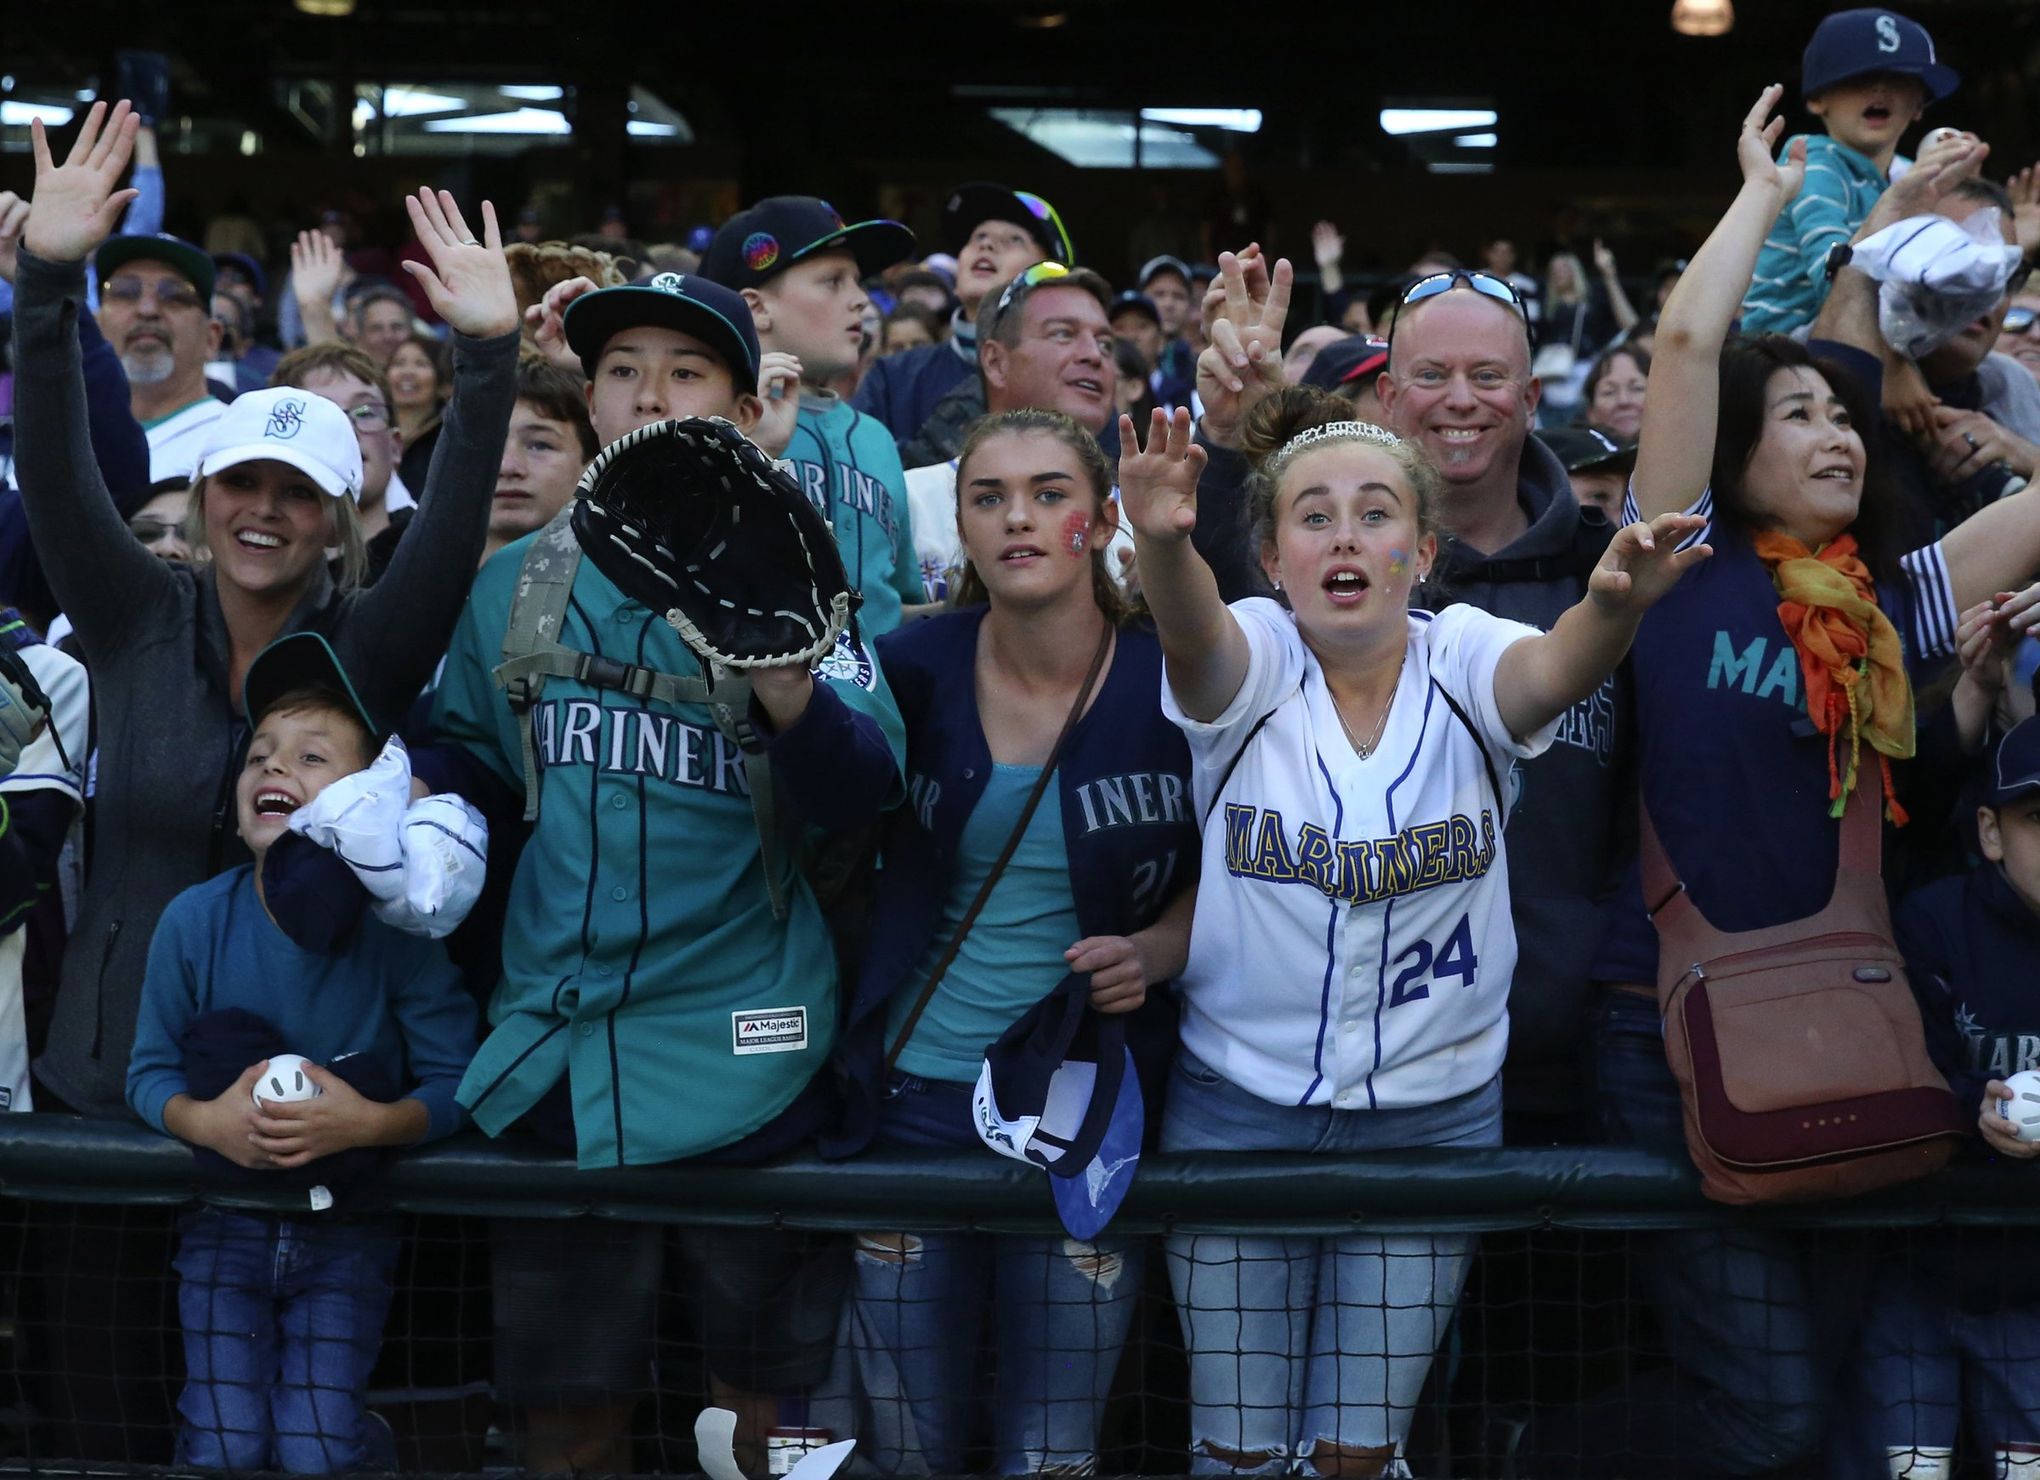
700, 196, 916, 293
197, 387, 364, 503
564, 272, 763, 386
972, 974, 1145, 1241
1801, 9, 1959, 102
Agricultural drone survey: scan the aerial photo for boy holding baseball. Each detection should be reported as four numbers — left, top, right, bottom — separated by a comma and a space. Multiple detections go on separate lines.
126, 632, 478, 1473
1859, 713, 2040, 1475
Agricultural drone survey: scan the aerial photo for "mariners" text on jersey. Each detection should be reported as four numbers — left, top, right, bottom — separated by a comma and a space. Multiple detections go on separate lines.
1221, 804, 1498, 906
534, 700, 750, 795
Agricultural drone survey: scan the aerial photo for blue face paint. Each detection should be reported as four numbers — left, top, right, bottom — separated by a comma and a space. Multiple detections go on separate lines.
1389, 548, 1409, 577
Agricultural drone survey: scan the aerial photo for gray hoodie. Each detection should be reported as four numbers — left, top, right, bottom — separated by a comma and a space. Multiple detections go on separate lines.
1418, 436, 1629, 1123
12, 249, 518, 1119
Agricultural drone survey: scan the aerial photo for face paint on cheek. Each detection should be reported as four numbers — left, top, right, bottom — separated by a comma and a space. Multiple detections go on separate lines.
1389, 548, 1408, 577
1062, 510, 1091, 557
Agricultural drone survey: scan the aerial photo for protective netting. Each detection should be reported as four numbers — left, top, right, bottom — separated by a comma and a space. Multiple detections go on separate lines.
4, 1193, 2037, 1476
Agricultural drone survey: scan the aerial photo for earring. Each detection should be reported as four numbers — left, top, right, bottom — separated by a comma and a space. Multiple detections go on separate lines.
1271, 579, 1281, 590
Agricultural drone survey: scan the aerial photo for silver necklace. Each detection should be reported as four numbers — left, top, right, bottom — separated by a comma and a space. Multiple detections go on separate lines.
1331, 660, 1405, 759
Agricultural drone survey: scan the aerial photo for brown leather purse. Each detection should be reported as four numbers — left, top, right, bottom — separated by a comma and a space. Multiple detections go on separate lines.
1640, 785, 1965, 1205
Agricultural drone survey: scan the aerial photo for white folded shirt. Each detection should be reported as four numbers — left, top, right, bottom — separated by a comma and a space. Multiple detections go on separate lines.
287, 734, 489, 939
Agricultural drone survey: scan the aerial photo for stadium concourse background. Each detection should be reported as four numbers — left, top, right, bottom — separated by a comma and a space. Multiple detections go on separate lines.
2, 0, 2038, 285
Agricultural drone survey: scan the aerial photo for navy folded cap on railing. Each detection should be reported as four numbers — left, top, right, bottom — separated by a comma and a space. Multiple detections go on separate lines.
0, 1115, 2027, 1234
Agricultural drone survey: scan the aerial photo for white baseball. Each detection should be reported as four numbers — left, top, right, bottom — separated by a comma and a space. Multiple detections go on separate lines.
1922, 126, 1965, 150
253, 1053, 324, 1107
1998, 1069, 2040, 1143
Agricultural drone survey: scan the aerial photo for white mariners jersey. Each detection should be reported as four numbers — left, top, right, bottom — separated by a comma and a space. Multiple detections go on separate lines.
1165, 599, 1557, 1112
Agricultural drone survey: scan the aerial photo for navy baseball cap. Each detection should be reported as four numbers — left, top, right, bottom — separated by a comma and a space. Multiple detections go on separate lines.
1301, 334, 1391, 391
1987, 717, 2040, 807
242, 631, 379, 738
973, 975, 1144, 1240
563, 271, 762, 385
942, 182, 1075, 267
1802, 9, 1958, 103
1138, 255, 1193, 293
1537, 425, 1638, 474
684, 224, 715, 255
211, 251, 268, 302
96, 233, 216, 302
1108, 291, 1161, 328
700, 196, 916, 293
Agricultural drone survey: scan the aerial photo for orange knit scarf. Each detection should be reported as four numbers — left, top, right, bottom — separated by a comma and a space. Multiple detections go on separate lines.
1751, 531, 1914, 823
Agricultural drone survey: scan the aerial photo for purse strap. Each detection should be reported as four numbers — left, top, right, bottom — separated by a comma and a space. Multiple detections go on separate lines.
1639, 776, 1882, 926
884, 621, 1114, 1073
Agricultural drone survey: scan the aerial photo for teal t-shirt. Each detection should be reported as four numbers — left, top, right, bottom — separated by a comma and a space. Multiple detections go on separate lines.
888, 763, 1081, 1082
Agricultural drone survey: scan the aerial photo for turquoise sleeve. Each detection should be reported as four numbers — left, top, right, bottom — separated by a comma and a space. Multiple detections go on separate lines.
126, 895, 201, 1135
422, 563, 523, 795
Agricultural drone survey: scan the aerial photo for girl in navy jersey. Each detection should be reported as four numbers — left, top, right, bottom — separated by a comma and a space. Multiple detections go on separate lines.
834, 410, 1199, 1475
1563, 89, 2040, 1476
1120, 365, 1704, 1477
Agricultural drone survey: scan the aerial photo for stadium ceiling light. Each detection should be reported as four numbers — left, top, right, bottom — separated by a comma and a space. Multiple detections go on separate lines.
1456, 133, 1498, 148
0, 101, 75, 126
499, 85, 565, 101
1670, 0, 1733, 36
1141, 108, 1264, 134
1379, 108, 1498, 136
422, 108, 572, 135
293, 0, 355, 15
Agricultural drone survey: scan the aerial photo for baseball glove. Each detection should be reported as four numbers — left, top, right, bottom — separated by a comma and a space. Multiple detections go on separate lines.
571, 417, 857, 671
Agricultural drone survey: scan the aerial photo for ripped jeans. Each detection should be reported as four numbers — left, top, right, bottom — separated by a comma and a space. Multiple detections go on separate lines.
847, 1071, 1141, 1475
1163, 1051, 1501, 1475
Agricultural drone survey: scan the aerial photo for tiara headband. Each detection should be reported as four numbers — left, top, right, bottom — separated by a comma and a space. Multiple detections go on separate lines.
1278, 419, 1402, 460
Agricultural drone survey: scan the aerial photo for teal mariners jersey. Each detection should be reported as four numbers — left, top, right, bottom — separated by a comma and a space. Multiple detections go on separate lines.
427, 537, 906, 1168
783, 392, 926, 635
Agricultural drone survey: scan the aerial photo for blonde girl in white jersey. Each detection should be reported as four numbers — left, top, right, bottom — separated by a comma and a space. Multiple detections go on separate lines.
1120, 271, 1707, 1476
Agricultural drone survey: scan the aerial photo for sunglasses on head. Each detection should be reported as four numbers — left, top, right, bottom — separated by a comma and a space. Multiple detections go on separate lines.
2007, 305, 2038, 335
1014, 191, 1074, 267
993, 260, 1072, 318
1385, 270, 1531, 361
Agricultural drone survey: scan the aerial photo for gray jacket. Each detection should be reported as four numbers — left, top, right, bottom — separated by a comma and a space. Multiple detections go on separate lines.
12, 249, 519, 1118
1419, 437, 1628, 1121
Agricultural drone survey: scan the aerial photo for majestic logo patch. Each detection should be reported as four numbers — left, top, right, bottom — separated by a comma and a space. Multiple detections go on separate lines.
732, 1007, 808, 1055
742, 233, 780, 273
265, 398, 307, 439
815, 631, 878, 691
648, 271, 687, 295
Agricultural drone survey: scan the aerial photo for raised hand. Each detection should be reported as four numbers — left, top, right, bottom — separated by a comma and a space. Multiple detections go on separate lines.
1194, 247, 1293, 448
2010, 164, 2040, 255
1118, 407, 1208, 546
1588, 512, 1712, 614
523, 273, 602, 371
1311, 220, 1345, 271
23, 100, 141, 264
1592, 237, 1618, 278
1737, 85, 1807, 203
290, 229, 345, 305
0, 192, 27, 285
752, 350, 804, 458
401, 189, 517, 340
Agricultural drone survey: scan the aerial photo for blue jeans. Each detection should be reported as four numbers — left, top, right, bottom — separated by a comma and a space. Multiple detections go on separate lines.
847, 1072, 1141, 1475
172, 1208, 398, 1474
1859, 1260, 2040, 1466
1551, 989, 1839, 1477
1161, 1050, 1501, 1474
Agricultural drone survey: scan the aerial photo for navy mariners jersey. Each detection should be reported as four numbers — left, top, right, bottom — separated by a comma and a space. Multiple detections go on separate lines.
1593, 485, 1959, 983
426, 536, 905, 1168
1164, 599, 1556, 1111
783, 392, 925, 634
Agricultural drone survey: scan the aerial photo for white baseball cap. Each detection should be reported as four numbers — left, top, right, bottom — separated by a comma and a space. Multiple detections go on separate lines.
196, 388, 364, 504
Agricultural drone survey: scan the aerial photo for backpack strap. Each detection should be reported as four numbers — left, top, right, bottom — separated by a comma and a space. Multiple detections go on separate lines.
491, 508, 793, 919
